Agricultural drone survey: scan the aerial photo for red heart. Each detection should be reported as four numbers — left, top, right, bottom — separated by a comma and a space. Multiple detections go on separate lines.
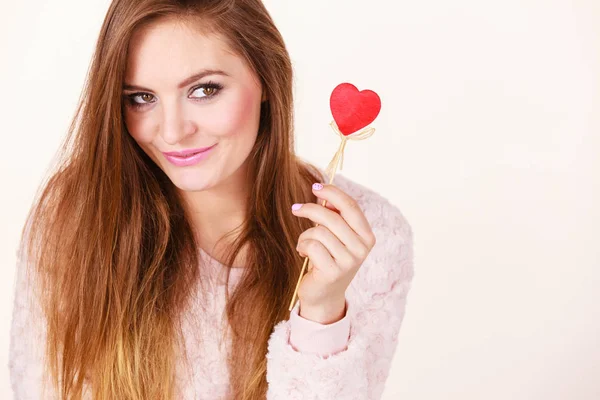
330, 83, 381, 136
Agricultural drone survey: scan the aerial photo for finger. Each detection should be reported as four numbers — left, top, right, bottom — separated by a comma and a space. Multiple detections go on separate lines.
310, 194, 340, 213
292, 202, 366, 254
297, 225, 354, 267
311, 183, 375, 247
321, 200, 340, 214
297, 239, 341, 280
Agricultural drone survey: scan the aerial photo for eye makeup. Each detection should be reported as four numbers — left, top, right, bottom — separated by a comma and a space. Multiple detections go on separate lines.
123, 80, 224, 110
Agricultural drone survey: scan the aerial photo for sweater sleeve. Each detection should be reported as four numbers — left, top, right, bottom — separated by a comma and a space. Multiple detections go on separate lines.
288, 298, 350, 357
8, 242, 59, 399
265, 201, 414, 400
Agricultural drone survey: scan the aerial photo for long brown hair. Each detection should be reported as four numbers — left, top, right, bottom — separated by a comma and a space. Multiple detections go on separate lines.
20, 0, 324, 398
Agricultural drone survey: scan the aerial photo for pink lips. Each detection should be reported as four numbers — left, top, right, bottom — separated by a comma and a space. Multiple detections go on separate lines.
162, 144, 217, 167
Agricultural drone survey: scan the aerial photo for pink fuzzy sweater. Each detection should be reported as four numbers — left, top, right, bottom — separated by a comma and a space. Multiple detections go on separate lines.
8, 173, 414, 399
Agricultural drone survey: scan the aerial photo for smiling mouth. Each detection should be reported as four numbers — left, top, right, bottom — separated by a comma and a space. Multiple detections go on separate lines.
161, 144, 217, 167
162, 143, 217, 158
170, 151, 202, 159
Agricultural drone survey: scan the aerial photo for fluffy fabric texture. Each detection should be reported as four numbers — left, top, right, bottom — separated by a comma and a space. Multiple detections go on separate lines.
265, 173, 414, 399
8, 172, 414, 399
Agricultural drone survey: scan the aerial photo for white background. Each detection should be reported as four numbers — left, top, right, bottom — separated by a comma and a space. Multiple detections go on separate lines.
1, 0, 598, 398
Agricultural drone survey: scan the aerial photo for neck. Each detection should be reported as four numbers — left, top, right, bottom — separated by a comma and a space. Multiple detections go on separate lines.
179, 162, 251, 264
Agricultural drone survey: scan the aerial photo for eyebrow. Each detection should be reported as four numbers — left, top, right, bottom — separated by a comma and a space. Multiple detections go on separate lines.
123, 69, 229, 92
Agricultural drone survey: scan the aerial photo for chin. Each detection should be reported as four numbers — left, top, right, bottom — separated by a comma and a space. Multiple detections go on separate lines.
165, 168, 215, 193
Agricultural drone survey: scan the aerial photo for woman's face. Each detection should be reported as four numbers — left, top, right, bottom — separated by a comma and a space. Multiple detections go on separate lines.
122, 18, 265, 192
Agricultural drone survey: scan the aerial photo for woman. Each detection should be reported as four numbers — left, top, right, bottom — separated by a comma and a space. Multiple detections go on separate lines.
8, 0, 414, 399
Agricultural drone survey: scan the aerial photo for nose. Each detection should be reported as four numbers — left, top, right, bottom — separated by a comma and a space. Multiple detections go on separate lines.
160, 100, 196, 145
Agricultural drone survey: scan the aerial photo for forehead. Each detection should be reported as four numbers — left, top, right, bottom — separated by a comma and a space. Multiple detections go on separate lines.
124, 17, 246, 86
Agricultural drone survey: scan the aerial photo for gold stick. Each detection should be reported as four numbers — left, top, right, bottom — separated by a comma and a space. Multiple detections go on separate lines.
288, 120, 376, 311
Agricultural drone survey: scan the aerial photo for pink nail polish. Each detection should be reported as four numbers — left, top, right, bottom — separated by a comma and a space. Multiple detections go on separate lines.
292, 203, 303, 211
312, 183, 323, 191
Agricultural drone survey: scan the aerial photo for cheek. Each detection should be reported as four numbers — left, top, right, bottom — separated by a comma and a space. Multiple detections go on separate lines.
124, 111, 154, 143
208, 89, 261, 140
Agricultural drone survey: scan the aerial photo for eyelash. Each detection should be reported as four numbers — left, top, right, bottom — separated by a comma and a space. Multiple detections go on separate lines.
124, 80, 224, 110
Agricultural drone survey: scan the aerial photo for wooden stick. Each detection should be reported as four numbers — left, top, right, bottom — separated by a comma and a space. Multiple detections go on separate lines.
288, 121, 375, 311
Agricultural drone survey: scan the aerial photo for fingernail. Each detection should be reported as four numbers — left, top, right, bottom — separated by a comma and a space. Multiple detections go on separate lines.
312, 183, 323, 191
292, 203, 303, 211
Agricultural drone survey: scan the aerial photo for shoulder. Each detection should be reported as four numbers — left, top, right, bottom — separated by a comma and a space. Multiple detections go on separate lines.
331, 173, 414, 295
330, 173, 412, 240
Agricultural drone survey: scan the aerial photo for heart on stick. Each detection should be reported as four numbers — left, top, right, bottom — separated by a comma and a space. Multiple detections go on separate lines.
288, 82, 382, 312
330, 83, 381, 136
